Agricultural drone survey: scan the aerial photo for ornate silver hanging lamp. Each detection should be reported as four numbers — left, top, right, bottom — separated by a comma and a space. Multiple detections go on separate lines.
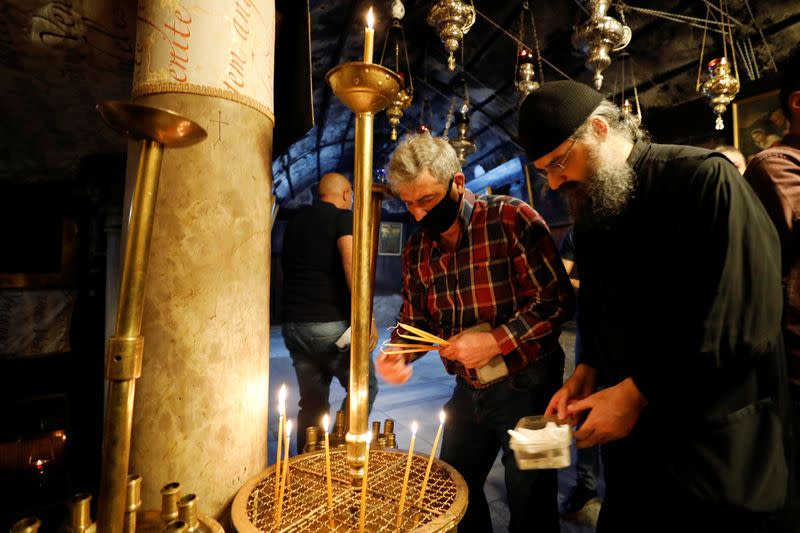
515, 1, 544, 101
571, 0, 632, 90
427, 0, 476, 71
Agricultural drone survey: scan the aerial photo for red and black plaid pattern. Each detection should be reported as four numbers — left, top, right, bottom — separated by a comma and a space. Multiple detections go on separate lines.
392, 190, 575, 388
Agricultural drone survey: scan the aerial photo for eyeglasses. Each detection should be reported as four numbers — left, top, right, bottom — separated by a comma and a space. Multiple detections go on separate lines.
542, 139, 576, 177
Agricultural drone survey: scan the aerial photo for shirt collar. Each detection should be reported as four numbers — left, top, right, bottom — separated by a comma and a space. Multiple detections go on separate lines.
626, 139, 649, 171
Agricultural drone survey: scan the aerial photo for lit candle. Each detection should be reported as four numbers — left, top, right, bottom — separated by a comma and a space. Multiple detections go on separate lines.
274, 419, 292, 527
363, 7, 374, 64
274, 384, 287, 500
395, 421, 418, 529
417, 411, 445, 506
322, 414, 334, 525
358, 432, 373, 532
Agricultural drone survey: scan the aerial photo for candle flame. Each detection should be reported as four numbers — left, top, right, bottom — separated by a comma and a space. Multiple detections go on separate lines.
367, 7, 374, 29
439, 410, 446, 424
286, 419, 292, 437
365, 431, 373, 445
411, 421, 418, 435
279, 384, 287, 413
322, 414, 329, 433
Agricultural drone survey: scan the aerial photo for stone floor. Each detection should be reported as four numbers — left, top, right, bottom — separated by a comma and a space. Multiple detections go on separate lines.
267, 319, 599, 532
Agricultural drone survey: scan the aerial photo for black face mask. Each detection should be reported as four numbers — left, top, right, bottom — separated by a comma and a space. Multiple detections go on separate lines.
418, 177, 462, 234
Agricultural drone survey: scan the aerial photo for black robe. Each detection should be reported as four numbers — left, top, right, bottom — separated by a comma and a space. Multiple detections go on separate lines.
576, 141, 788, 514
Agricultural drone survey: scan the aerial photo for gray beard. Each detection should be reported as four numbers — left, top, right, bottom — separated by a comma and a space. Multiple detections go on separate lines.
561, 141, 635, 226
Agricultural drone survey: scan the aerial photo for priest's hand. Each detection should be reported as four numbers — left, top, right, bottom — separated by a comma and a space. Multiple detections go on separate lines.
567, 377, 648, 448
376, 350, 413, 384
545, 363, 597, 424
439, 331, 501, 369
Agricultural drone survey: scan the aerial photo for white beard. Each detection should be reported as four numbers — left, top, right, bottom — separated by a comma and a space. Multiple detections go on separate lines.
561, 138, 635, 226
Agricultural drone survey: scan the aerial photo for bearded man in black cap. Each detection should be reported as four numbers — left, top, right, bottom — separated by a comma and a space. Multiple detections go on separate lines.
377, 132, 575, 532
518, 80, 791, 531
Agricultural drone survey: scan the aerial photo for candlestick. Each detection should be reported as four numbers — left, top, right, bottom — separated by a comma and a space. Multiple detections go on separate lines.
274, 384, 287, 500
417, 411, 445, 506
274, 419, 292, 527
395, 421, 418, 529
363, 7, 375, 64
322, 414, 334, 526
358, 432, 373, 532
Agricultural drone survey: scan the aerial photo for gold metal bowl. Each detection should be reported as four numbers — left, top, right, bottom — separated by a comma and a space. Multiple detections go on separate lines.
325, 63, 402, 114
97, 101, 207, 148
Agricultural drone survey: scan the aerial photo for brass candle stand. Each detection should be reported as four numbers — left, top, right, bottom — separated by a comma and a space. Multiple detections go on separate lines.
325, 61, 400, 484
231, 448, 467, 532
95, 101, 207, 532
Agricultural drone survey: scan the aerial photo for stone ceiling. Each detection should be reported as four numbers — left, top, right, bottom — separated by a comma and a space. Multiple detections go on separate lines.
1, 1, 799, 207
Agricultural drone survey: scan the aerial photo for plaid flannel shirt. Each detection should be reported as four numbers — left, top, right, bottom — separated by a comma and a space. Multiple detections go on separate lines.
392, 190, 575, 388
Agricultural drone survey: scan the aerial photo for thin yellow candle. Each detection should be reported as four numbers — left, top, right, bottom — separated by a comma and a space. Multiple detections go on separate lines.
274, 384, 287, 500
274, 419, 292, 527
395, 421, 418, 529
363, 7, 374, 64
358, 432, 373, 532
322, 414, 334, 525
417, 411, 445, 506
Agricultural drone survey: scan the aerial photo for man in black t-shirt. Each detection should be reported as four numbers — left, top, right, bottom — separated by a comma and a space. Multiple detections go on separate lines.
281, 172, 378, 453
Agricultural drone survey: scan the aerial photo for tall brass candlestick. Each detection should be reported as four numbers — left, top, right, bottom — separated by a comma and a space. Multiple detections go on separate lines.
396, 422, 418, 529
95, 102, 206, 532
327, 58, 400, 484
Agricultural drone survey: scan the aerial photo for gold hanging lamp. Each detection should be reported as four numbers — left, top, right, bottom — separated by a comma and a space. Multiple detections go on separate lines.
381, 0, 414, 141
697, 0, 740, 130
427, 0, 476, 71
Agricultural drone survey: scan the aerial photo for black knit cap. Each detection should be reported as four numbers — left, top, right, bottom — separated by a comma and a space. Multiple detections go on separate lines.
518, 80, 605, 161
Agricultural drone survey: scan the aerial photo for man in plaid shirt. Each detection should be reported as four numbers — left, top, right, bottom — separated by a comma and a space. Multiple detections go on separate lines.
377, 133, 575, 533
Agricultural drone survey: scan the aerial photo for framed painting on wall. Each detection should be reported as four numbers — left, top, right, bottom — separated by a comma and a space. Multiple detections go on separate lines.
378, 221, 403, 256
733, 89, 789, 161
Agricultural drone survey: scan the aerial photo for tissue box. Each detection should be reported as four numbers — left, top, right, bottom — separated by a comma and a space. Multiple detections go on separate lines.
509, 415, 571, 470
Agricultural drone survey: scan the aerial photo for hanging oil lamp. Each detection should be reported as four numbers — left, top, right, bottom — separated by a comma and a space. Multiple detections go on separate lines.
449, 105, 476, 164
615, 52, 642, 125
427, 0, 475, 71
571, 0, 632, 90
701, 57, 740, 130
380, 1, 414, 141
515, 2, 544, 101
516, 48, 539, 100
696, 1, 740, 130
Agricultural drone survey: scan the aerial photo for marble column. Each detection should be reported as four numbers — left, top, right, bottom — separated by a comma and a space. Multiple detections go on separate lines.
125, 0, 275, 520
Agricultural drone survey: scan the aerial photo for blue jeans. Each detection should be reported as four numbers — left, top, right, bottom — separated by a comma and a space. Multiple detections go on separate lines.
282, 321, 378, 453
440, 346, 565, 533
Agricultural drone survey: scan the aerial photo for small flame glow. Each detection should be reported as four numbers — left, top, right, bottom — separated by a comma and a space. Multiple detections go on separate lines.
439, 410, 446, 424
411, 421, 418, 435
278, 384, 287, 414
367, 7, 374, 29
286, 419, 293, 437
365, 431, 373, 445
322, 414, 329, 433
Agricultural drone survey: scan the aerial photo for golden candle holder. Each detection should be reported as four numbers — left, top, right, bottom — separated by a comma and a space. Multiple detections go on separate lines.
231, 449, 467, 532
95, 101, 207, 532
325, 61, 401, 484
